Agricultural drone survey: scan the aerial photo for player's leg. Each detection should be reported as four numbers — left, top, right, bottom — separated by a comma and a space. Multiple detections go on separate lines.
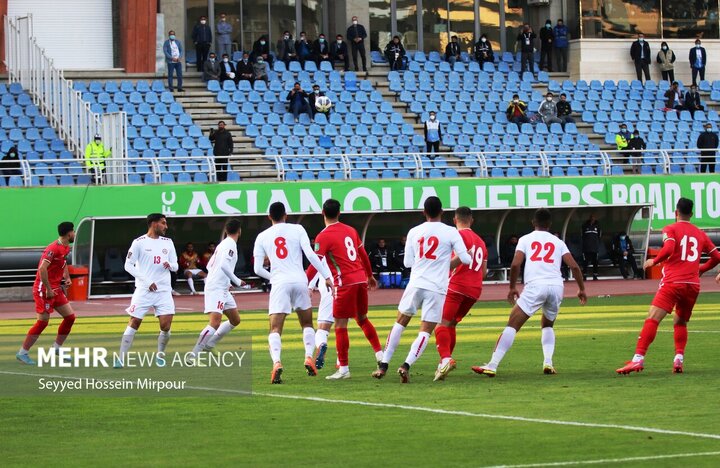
373, 311, 412, 379
155, 295, 175, 361
473, 302, 532, 377
53, 303, 76, 349
617, 302, 670, 374
192, 312, 222, 355
314, 287, 334, 369
268, 313, 286, 382
399, 290, 443, 382
328, 317, 351, 380
296, 307, 318, 376
17, 309, 50, 365
436, 291, 463, 363
157, 314, 173, 355
184, 270, 197, 295
354, 284, 383, 363
672, 284, 699, 373
206, 308, 240, 350
116, 316, 143, 368
540, 315, 557, 374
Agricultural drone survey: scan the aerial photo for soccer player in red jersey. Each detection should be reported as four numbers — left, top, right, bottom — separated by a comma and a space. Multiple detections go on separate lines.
16, 222, 77, 365
434, 207, 487, 381
306, 199, 383, 380
617, 198, 720, 374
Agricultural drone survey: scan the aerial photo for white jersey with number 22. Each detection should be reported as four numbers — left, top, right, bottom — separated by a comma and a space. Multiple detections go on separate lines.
516, 230, 570, 287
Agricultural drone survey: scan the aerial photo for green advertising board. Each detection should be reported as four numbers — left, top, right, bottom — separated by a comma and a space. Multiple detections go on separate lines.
3, 175, 720, 249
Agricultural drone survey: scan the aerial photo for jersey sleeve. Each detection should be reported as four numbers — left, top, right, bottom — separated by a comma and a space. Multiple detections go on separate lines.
654, 225, 676, 264
515, 236, 529, 257
559, 240, 570, 257
220, 245, 242, 286
300, 227, 331, 279
403, 229, 416, 269
124, 240, 145, 282
450, 229, 472, 265
252, 235, 271, 280
167, 243, 178, 272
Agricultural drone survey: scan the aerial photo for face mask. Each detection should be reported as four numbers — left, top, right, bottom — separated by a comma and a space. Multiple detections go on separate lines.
430, 115, 436, 120
314, 90, 319, 94
620, 235, 626, 240
513, 99, 519, 103
200, 20, 206, 24
319, 38, 325, 42
633, 134, 639, 138
481, 38, 486, 43
620, 128, 627, 132
662, 46, 668, 51
260, 41, 266, 45
210, 57, 216, 61
94, 139, 101, 144
284, 35, 289, 40
638, 38, 644, 42
353, 21, 358, 25
301, 36, 306, 40
10, 152, 15, 157
706, 128, 712, 132
169, 35, 176, 40
243, 58, 248, 62
257, 59, 263, 63
220, 17, 226, 21
546, 97, 552, 101
546, 24, 551, 29
223, 58, 228, 62
337, 39, 342, 44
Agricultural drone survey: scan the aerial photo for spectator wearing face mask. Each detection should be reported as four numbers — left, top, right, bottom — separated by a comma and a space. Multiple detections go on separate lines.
287, 82, 312, 123
539, 19, 555, 72
192, 16, 213, 73
331, 35, 350, 72
163, 30, 184, 92
308, 84, 330, 118
656, 41, 676, 83
424, 111, 442, 156
626, 130, 646, 172
295, 31, 314, 66
616, 124, 631, 151
684, 84, 704, 118
556, 93, 575, 129
553, 19, 569, 72
537, 92, 563, 126
236, 52, 255, 83
689, 39, 707, 86
630, 33, 651, 82
506, 94, 529, 125
277, 31, 297, 65
253, 56, 269, 82
612, 232, 642, 280
516, 24, 536, 74
252, 35, 273, 66
697, 123, 718, 173
445, 36, 461, 66
219, 53, 237, 84
203, 52, 221, 82
215, 13, 233, 59
384, 35, 406, 71
314, 34, 331, 66
474, 34, 494, 67
347, 16, 368, 72
209, 121, 233, 182
664, 81, 684, 113
1, 145, 21, 179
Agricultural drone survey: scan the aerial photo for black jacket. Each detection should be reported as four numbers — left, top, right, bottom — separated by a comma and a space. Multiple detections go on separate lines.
611, 234, 636, 261
252, 38, 270, 60
370, 246, 390, 272
697, 131, 719, 155
685, 91, 702, 109
331, 41, 348, 58
556, 100, 573, 117
689, 46, 707, 69
627, 136, 646, 152
517, 32, 536, 53
346, 24, 367, 42
219, 61, 236, 81
474, 40, 494, 62
539, 27, 555, 50
630, 40, 651, 64
385, 42, 406, 60
192, 23, 212, 44
277, 37, 296, 60
2, 146, 21, 176
287, 89, 309, 106
314, 39, 331, 58
445, 42, 461, 60
209, 129, 233, 156
202, 59, 221, 82
308, 91, 326, 112
581, 220, 602, 253
236, 59, 254, 79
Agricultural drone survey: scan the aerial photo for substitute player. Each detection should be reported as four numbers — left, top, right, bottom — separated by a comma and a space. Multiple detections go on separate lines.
305, 199, 383, 380
16, 222, 77, 365
253, 202, 332, 384
434, 207, 487, 381
115, 213, 178, 368
189, 219, 246, 358
373, 196, 471, 383
308, 255, 334, 369
472, 208, 586, 377
179, 242, 206, 295
617, 198, 720, 374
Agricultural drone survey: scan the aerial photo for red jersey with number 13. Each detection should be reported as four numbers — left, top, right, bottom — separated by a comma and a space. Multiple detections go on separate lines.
448, 229, 487, 300
657, 221, 720, 284
33, 241, 70, 292
310, 222, 372, 287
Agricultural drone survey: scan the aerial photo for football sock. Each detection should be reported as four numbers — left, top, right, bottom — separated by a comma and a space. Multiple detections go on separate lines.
315, 328, 329, 349
302, 327, 315, 358
157, 330, 171, 353
449, 326, 457, 354
357, 317, 382, 352
54, 314, 76, 347
673, 324, 688, 355
187, 277, 196, 293
489, 326, 517, 369
192, 325, 216, 354
21, 320, 49, 352
206, 321, 235, 349
375, 350, 384, 362
382, 322, 405, 364
268, 332, 282, 363
119, 326, 137, 358
405, 331, 431, 366
541, 327, 555, 366
335, 327, 350, 366
634, 318, 659, 358
435, 325, 452, 359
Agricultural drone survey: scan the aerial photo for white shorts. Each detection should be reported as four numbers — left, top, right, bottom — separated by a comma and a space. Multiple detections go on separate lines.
316, 288, 334, 324
268, 282, 312, 315
185, 269, 203, 276
204, 289, 237, 314
516, 283, 564, 321
398, 287, 445, 323
126, 290, 175, 319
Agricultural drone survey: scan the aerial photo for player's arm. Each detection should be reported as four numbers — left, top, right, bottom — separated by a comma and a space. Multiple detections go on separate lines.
166, 245, 178, 272
562, 252, 587, 305
305, 235, 327, 282
449, 254, 463, 270
699, 244, 720, 275
507, 250, 525, 304
37, 259, 54, 298
451, 232, 472, 265
220, 250, 244, 287
403, 233, 415, 269
124, 240, 146, 282
252, 241, 272, 280
63, 263, 71, 287
301, 231, 332, 280
645, 230, 675, 268
358, 244, 377, 289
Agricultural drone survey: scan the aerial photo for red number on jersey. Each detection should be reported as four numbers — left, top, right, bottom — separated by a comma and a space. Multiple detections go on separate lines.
217, 301, 225, 311
418, 236, 439, 260
274, 237, 288, 259
529, 242, 555, 263
153, 256, 161, 264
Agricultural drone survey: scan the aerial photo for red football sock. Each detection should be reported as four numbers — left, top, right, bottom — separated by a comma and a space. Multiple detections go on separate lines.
674, 324, 688, 355
435, 325, 452, 359
449, 327, 457, 354
55, 314, 76, 346
335, 327, 349, 366
356, 317, 382, 352
22, 320, 49, 351
634, 318, 660, 356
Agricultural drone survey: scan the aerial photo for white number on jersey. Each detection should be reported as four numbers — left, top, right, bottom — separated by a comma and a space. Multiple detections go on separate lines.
344, 236, 357, 261
468, 245, 484, 272
679, 235, 699, 262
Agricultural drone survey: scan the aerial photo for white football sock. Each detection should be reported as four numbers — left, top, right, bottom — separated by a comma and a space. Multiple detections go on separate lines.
382, 322, 405, 364
206, 321, 235, 349
119, 326, 137, 358
315, 328, 329, 349
339, 365, 349, 373
674, 353, 684, 362
158, 330, 171, 353
17, 348, 28, 355
187, 277, 196, 293
405, 331, 431, 366
268, 332, 282, 363
632, 354, 644, 362
192, 325, 216, 354
302, 327, 315, 358
375, 350, 384, 362
488, 326, 517, 370
541, 327, 555, 366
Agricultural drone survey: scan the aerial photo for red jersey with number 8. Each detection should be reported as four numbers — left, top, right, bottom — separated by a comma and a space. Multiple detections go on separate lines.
33, 241, 71, 293
448, 229, 487, 300
658, 221, 719, 284
310, 222, 372, 287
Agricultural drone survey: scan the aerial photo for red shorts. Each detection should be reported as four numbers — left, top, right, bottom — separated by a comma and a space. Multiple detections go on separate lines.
651, 282, 700, 321
33, 288, 69, 314
442, 290, 478, 323
333, 283, 368, 319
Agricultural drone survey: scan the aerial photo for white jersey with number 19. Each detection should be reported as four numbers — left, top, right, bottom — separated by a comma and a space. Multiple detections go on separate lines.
516, 230, 570, 287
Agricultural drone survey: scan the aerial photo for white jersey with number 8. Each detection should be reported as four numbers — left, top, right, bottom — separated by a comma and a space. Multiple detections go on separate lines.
253, 223, 330, 285
516, 230, 570, 287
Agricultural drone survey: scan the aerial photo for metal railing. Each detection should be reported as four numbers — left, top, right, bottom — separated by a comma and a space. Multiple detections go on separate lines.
4, 15, 126, 164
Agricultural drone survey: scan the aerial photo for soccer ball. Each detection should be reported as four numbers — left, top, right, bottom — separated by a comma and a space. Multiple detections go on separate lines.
315, 96, 332, 112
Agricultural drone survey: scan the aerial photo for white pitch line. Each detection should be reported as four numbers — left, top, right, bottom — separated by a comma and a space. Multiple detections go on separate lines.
462, 325, 720, 334
486, 450, 720, 467
4, 370, 720, 442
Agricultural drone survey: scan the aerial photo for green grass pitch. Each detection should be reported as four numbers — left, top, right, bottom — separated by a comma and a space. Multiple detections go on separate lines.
1, 292, 720, 467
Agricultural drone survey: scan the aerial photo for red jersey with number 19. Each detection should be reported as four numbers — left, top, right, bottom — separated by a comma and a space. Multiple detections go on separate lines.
448, 229, 487, 300
33, 241, 70, 293
657, 221, 720, 284
310, 222, 372, 287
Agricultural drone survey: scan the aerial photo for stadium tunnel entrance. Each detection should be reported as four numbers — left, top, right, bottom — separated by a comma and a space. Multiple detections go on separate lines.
74, 204, 653, 298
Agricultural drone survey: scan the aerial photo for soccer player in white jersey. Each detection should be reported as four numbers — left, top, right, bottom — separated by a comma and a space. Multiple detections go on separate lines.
472, 208, 587, 377
115, 213, 178, 368
308, 256, 334, 369
189, 218, 246, 359
373, 196, 472, 383
253, 202, 332, 384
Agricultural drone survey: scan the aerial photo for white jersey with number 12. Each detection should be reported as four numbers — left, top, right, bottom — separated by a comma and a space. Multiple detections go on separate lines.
404, 221, 468, 294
